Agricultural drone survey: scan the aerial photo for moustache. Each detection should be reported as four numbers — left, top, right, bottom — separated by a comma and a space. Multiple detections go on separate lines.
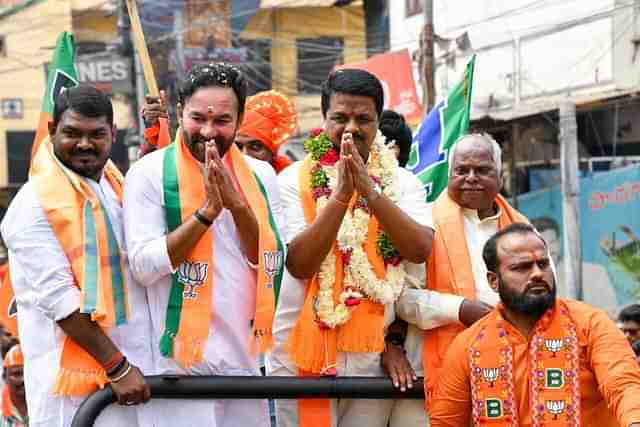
525, 281, 551, 292
72, 148, 98, 156
188, 135, 226, 148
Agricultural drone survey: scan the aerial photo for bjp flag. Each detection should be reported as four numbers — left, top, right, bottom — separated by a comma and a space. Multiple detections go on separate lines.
0, 264, 17, 338
30, 31, 78, 163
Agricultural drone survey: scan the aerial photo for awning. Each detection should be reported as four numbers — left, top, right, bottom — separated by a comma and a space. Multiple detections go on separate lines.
260, 0, 355, 8
471, 87, 640, 122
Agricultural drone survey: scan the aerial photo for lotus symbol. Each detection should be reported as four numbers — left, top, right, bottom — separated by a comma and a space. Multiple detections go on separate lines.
177, 261, 209, 300
544, 339, 564, 357
482, 368, 500, 387
546, 400, 565, 420
264, 251, 283, 279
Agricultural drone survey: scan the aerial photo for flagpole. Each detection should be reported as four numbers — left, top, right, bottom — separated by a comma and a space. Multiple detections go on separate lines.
125, 0, 159, 97
421, 0, 435, 116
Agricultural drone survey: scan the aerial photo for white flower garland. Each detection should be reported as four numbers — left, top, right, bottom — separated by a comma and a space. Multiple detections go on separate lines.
315, 131, 407, 328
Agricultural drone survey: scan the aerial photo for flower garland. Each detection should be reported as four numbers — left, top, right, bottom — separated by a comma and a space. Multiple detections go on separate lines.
304, 128, 407, 328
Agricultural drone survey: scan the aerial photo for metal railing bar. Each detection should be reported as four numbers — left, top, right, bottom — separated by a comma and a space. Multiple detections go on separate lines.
71, 375, 425, 427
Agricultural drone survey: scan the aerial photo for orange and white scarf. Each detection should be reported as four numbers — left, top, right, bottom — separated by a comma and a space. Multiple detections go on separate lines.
31, 137, 128, 396
160, 131, 285, 367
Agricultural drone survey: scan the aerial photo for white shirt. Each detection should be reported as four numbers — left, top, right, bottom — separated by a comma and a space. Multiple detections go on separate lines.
397, 205, 502, 376
0, 177, 153, 426
123, 148, 285, 377
267, 161, 430, 376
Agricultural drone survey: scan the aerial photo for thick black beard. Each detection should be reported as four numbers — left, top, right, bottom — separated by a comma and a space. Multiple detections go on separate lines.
185, 132, 234, 160
498, 274, 556, 319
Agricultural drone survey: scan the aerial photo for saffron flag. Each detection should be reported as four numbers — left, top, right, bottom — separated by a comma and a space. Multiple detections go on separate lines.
406, 55, 476, 202
31, 31, 78, 161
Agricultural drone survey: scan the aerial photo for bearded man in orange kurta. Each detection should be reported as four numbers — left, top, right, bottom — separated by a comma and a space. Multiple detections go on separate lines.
430, 223, 640, 427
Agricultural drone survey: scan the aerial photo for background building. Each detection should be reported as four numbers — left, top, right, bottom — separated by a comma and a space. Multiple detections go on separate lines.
0, 0, 134, 211
391, 0, 640, 193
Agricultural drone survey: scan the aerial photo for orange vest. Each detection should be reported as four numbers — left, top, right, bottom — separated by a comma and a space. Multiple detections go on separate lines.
422, 191, 529, 405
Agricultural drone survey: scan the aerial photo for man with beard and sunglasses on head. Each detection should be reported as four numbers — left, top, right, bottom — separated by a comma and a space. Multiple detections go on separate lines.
430, 223, 640, 427
123, 63, 286, 427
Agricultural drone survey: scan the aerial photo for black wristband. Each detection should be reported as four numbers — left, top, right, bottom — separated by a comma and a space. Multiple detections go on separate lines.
107, 356, 128, 378
194, 209, 213, 227
384, 332, 405, 346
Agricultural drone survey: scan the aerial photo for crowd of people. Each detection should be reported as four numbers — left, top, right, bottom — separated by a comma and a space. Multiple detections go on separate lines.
0, 62, 639, 427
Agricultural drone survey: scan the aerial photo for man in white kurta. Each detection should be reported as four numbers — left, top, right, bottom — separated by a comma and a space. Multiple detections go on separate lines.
267, 158, 430, 427
124, 145, 284, 426
394, 133, 528, 416
1, 174, 154, 427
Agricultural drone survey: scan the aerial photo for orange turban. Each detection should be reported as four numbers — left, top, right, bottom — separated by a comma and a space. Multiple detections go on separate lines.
3, 344, 22, 368
238, 90, 297, 173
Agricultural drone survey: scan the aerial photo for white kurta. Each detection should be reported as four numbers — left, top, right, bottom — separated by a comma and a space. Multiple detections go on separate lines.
398, 206, 502, 391
266, 160, 430, 427
0, 177, 154, 427
123, 148, 285, 427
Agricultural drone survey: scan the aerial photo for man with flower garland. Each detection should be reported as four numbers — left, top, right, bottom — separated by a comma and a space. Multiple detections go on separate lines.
123, 63, 286, 426
266, 69, 433, 427
431, 223, 640, 427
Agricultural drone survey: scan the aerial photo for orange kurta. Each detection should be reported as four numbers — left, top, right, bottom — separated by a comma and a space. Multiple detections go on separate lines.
430, 299, 640, 427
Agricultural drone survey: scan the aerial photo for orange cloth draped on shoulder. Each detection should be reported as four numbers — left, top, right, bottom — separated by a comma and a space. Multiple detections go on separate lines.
30, 137, 129, 397
238, 90, 297, 174
430, 299, 640, 427
287, 156, 387, 427
423, 191, 528, 405
0, 264, 18, 338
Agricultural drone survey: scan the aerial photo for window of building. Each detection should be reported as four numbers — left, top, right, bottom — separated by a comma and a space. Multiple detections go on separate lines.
406, 0, 423, 17
297, 37, 344, 95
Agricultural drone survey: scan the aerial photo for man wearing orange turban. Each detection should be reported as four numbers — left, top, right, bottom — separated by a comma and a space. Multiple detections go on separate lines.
142, 90, 297, 174
236, 90, 298, 174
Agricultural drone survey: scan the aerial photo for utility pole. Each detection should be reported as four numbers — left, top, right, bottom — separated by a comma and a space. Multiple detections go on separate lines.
559, 101, 582, 300
511, 122, 520, 209
174, 8, 185, 81
421, 0, 435, 116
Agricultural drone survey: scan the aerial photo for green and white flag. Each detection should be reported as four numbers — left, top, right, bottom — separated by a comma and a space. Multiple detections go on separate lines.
406, 55, 476, 202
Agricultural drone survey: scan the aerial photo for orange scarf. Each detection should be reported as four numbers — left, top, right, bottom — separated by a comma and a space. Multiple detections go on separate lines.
288, 156, 388, 427
30, 137, 128, 396
159, 131, 285, 367
469, 301, 581, 426
423, 191, 528, 404
287, 156, 387, 372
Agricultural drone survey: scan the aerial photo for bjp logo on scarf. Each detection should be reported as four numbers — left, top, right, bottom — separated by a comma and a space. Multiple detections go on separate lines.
482, 367, 500, 387
177, 261, 209, 299
263, 251, 283, 288
546, 400, 566, 420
